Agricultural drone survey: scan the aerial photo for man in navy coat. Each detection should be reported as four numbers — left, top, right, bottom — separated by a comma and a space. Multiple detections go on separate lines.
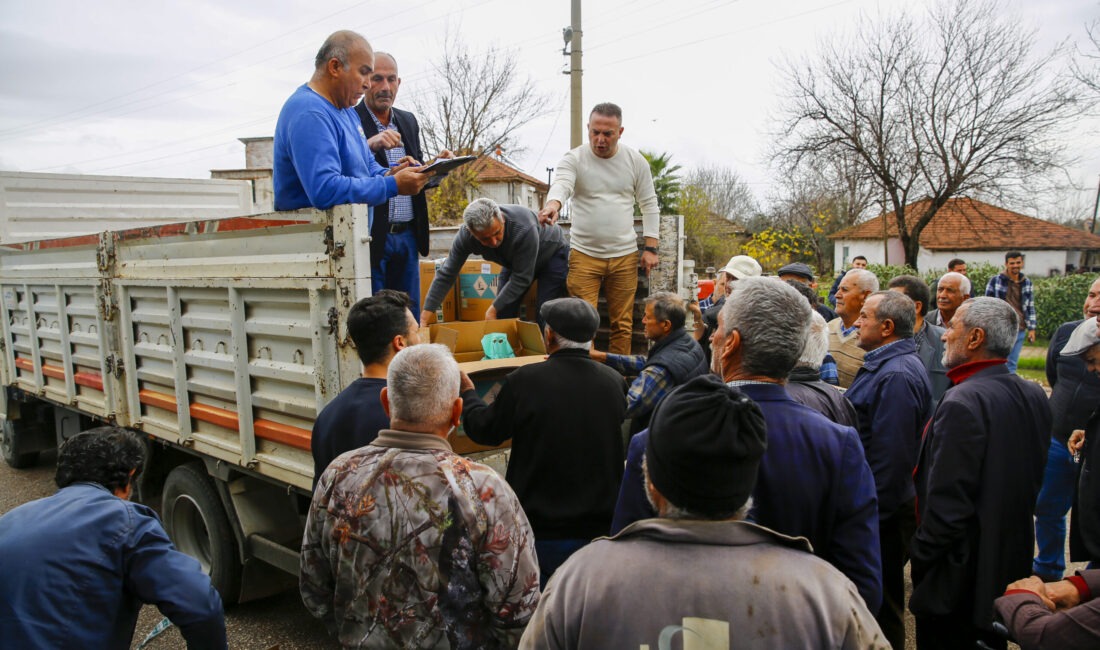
612, 277, 882, 613
848, 290, 932, 649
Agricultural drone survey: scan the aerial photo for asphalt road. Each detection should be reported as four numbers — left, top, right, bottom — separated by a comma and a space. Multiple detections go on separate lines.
0, 450, 338, 650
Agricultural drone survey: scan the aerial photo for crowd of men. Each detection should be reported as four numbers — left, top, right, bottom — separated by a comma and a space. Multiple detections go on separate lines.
4, 27, 1100, 650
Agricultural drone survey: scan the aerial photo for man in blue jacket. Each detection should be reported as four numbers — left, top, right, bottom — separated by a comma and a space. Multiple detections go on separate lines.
848, 290, 933, 649
612, 277, 882, 613
0, 427, 226, 649
273, 31, 428, 212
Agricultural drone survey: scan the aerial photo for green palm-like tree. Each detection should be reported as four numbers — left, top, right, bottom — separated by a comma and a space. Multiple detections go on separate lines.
639, 150, 681, 215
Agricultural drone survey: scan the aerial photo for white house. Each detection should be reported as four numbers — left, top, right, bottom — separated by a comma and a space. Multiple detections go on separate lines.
829, 197, 1100, 276
467, 155, 548, 212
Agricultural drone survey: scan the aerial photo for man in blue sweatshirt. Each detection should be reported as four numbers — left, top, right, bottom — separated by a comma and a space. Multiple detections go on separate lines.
273, 30, 427, 212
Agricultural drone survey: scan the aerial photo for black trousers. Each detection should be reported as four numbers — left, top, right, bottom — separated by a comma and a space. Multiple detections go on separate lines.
915, 612, 1006, 650
877, 499, 916, 650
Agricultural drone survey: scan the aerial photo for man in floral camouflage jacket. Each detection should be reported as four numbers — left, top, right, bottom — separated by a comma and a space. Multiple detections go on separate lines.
300, 343, 541, 648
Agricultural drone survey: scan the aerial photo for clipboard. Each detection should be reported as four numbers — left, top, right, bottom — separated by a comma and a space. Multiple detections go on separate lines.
419, 155, 477, 177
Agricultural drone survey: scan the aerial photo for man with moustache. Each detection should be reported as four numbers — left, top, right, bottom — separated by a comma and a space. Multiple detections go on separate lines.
828, 268, 880, 387
927, 271, 970, 328
355, 52, 451, 321
910, 298, 1051, 649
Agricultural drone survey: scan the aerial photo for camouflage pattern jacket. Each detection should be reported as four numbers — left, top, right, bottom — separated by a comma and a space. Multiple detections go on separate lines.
301, 429, 541, 648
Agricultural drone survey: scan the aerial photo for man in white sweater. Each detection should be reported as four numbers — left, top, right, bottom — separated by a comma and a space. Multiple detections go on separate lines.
538, 103, 660, 354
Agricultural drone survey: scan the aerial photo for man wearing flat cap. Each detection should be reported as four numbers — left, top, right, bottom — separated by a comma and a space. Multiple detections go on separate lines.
779, 261, 837, 322
461, 297, 628, 585
520, 375, 888, 650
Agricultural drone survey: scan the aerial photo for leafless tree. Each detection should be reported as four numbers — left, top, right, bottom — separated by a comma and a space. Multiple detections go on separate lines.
684, 166, 759, 225
411, 32, 549, 156
765, 159, 879, 272
1073, 19, 1100, 96
772, 0, 1085, 267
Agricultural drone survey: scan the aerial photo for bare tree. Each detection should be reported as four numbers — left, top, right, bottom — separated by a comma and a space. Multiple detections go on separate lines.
765, 159, 879, 272
1073, 19, 1100, 96
411, 32, 549, 156
773, 0, 1084, 267
684, 165, 759, 224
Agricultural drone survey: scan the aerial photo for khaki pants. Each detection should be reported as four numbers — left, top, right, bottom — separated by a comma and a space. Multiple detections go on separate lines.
567, 249, 638, 355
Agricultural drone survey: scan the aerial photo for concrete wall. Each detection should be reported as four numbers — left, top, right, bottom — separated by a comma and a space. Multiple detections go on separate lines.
832, 238, 905, 270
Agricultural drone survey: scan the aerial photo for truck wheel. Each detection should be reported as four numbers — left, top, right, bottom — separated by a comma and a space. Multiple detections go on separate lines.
162, 464, 241, 604
1, 420, 39, 469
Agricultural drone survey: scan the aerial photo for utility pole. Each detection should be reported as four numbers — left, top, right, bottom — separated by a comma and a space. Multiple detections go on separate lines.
569, 0, 583, 148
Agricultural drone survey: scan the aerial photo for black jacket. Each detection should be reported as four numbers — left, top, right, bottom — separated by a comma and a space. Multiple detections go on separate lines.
1071, 407, 1100, 562
460, 349, 628, 539
910, 363, 1051, 631
786, 366, 859, 428
1048, 320, 1100, 444
354, 104, 430, 261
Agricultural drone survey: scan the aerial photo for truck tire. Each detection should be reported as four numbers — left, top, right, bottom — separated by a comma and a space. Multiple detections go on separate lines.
1, 419, 39, 469
162, 463, 241, 604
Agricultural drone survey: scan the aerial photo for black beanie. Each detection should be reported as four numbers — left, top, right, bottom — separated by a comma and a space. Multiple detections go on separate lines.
645, 375, 767, 516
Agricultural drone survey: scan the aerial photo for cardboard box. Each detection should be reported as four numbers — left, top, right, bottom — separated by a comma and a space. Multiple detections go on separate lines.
457, 259, 501, 321
426, 318, 547, 454
455, 259, 540, 322
420, 259, 457, 324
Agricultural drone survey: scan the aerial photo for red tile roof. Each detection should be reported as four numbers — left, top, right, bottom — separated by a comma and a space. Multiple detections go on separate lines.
829, 197, 1100, 251
469, 157, 549, 191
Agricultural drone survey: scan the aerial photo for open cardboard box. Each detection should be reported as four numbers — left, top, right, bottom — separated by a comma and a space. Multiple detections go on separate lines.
426, 318, 547, 454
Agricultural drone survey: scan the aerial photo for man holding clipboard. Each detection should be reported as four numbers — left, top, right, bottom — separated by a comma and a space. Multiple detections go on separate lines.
355, 52, 456, 320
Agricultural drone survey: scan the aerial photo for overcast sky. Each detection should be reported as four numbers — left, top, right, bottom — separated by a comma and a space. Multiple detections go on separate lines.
1, 0, 1097, 217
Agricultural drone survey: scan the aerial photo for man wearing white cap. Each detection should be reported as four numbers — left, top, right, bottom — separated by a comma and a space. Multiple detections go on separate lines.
691, 255, 762, 361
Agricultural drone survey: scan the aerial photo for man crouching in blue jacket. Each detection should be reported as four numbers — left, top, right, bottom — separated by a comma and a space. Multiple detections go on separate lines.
0, 426, 226, 649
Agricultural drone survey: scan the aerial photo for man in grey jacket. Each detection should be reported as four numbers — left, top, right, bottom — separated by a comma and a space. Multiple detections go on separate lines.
520, 374, 888, 650
420, 197, 567, 328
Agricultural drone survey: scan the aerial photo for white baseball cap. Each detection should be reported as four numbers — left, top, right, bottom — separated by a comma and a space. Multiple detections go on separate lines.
719, 255, 763, 280
1061, 316, 1100, 357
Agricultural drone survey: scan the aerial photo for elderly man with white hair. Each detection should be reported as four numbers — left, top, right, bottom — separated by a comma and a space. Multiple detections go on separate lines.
421, 197, 568, 327
927, 271, 971, 328
300, 344, 541, 648
785, 310, 858, 427
828, 268, 880, 387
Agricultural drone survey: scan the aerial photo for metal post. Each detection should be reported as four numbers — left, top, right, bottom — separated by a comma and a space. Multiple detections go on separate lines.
570, 0, 583, 148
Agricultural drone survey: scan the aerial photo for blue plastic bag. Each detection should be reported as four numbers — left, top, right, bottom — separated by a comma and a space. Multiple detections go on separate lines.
481, 333, 515, 360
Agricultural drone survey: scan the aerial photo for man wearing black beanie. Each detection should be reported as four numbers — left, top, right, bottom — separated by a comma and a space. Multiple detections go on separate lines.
520, 376, 888, 649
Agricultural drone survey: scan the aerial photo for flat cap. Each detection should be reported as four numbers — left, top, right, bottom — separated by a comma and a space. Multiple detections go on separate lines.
541, 297, 600, 343
1061, 316, 1100, 357
777, 262, 815, 281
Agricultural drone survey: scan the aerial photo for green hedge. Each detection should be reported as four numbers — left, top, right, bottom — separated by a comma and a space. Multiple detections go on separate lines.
1033, 274, 1094, 338
864, 263, 1095, 338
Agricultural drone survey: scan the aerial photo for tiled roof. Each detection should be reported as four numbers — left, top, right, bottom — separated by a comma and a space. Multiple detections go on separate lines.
470, 157, 549, 191
829, 197, 1100, 251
